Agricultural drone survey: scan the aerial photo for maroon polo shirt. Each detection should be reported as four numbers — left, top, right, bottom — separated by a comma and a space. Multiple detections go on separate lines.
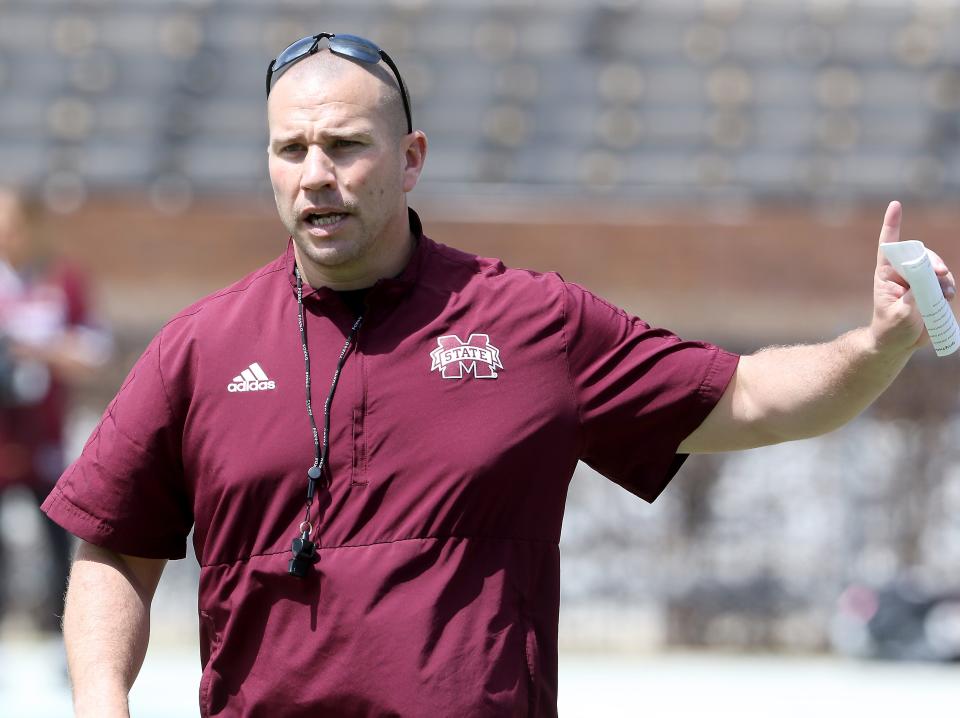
43, 211, 738, 717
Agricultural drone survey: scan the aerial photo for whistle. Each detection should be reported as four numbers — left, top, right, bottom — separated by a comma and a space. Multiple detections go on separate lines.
288, 530, 317, 578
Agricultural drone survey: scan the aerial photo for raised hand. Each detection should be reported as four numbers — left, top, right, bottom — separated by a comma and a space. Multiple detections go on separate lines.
871, 201, 955, 354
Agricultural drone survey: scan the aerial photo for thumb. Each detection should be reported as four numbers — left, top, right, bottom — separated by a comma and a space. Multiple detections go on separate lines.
878, 200, 902, 245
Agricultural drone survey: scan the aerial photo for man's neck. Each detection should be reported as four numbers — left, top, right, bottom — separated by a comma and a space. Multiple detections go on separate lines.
295, 231, 416, 291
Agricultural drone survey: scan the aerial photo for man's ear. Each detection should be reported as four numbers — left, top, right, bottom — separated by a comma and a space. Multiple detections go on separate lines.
402, 131, 428, 193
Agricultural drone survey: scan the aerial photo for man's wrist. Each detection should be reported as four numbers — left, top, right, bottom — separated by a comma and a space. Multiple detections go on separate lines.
856, 325, 883, 357
74, 698, 130, 718
72, 679, 130, 718
852, 324, 916, 369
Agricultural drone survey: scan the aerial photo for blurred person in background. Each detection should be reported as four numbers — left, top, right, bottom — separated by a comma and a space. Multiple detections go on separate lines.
41, 35, 956, 718
0, 188, 111, 634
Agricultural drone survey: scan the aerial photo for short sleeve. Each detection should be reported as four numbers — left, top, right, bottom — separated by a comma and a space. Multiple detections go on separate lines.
41, 328, 193, 558
564, 283, 739, 502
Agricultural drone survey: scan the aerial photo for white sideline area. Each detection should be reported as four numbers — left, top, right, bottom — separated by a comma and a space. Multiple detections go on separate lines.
1, 638, 957, 718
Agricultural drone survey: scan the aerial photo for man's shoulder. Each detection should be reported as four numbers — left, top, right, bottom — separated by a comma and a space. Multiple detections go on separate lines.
423, 238, 567, 296
161, 248, 288, 334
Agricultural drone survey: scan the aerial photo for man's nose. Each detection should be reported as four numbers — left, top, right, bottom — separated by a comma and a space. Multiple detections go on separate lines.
300, 147, 336, 191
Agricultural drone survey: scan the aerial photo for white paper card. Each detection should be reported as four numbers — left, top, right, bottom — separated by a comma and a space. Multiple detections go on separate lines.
880, 240, 960, 357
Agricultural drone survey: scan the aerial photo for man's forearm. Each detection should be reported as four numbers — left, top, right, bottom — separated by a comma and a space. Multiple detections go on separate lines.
64, 542, 165, 718
681, 326, 915, 453
736, 326, 911, 445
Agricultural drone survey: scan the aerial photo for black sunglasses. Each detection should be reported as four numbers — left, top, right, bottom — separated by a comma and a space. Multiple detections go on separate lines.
266, 32, 412, 134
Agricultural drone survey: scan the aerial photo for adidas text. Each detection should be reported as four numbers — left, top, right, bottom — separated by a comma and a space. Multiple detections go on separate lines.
227, 380, 276, 393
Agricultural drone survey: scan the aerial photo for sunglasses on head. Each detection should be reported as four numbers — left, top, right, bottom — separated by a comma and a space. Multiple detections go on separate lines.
265, 32, 413, 134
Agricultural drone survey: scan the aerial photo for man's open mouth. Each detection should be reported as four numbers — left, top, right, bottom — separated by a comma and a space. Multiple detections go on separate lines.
305, 212, 348, 227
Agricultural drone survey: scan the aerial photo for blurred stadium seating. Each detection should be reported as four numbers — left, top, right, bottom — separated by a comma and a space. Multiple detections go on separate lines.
2, 0, 960, 200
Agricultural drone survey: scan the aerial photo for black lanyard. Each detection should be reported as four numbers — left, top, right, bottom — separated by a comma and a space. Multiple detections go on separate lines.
290, 266, 363, 577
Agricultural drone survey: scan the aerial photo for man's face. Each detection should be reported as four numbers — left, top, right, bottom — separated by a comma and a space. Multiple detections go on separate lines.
267, 55, 421, 286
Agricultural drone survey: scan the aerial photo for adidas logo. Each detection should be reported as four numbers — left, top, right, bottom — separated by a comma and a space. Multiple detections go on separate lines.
227, 362, 277, 393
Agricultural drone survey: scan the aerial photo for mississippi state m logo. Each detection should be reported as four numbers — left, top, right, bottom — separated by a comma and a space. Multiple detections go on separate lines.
429, 333, 503, 379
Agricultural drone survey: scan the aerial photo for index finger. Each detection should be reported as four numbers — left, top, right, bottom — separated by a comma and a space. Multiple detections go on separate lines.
878, 200, 902, 245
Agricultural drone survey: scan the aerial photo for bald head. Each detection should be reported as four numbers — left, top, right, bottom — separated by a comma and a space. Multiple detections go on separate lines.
268, 50, 408, 138
265, 41, 428, 289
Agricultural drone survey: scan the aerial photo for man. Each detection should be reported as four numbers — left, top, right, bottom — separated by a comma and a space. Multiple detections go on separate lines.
42, 34, 955, 718
0, 188, 110, 633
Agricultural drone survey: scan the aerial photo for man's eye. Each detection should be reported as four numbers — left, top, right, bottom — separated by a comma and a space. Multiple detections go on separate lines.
332, 139, 359, 149
280, 144, 305, 154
